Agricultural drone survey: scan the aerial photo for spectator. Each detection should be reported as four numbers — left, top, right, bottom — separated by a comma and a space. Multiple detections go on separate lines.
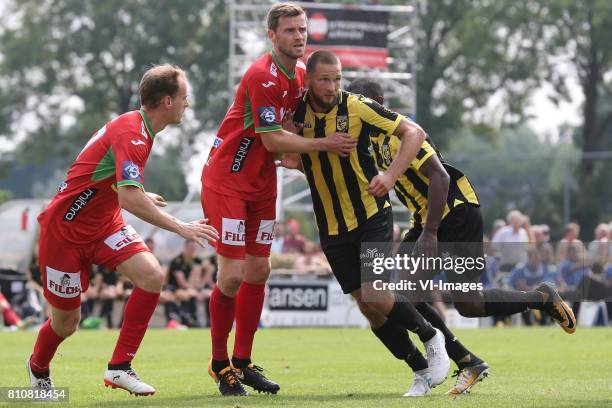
534, 224, 551, 244
167, 240, 203, 327
0, 292, 31, 329
293, 242, 332, 274
281, 218, 309, 254
491, 219, 506, 240
491, 210, 529, 271
587, 223, 609, 267
521, 215, 536, 243
270, 222, 285, 253
555, 222, 586, 263
96, 266, 121, 328
509, 248, 556, 326
190, 255, 217, 327
558, 244, 591, 291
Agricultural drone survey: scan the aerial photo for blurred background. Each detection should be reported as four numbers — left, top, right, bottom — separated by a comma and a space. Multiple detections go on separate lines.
0, 0, 610, 330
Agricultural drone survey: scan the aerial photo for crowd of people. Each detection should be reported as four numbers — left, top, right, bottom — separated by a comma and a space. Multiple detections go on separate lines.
1, 211, 611, 331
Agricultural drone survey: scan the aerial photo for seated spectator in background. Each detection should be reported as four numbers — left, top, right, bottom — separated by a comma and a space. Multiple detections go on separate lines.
281, 218, 309, 254
167, 240, 203, 327
80, 268, 99, 325
27, 243, 47, 320
293, 242, 332, 275
270, 222, 285, 253
96, 266, 121, 328
491, 210, 529, 271
490, 219, 506, 241
587, 223, 609, 267
521, 215, 536, 243
556, 222, 586, 263
0, 292, 31, 329
509, 248, 557, 326
558, 244, 591, 292
481, 238, 500, 289
189, 255, 217, 327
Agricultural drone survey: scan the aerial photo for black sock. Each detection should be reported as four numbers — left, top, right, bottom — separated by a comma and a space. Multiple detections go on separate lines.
372, 319, 415, 360
405, 349, 428, 372
231, 357, 251, 369
483, 289, 543, 316
108, 362, 131, 371
387, 293, 436, 342
30, 366, 50, 379
415, 302, 482, 366
211, 359, 230, 373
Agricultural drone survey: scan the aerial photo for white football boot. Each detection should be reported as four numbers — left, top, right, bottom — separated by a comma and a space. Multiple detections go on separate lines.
424, 328, 451, 386
104, 367, 155, 396
26, 357, 57, 401
403, 368, 433, 397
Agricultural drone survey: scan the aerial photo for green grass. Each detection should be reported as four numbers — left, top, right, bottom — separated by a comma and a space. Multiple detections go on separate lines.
1, 327, 611, 407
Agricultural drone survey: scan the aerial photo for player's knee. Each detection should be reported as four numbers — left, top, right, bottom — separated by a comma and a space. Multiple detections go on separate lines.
134, 265, 164, 292
218, 275, 243, 296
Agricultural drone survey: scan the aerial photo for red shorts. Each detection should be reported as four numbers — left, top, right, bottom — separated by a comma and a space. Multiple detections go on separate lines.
39, 222, 150, 310
201, 186, 276, 260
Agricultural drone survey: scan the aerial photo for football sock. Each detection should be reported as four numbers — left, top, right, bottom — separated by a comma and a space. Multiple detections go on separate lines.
31, 319, 65, 373
483, 289, 543, 316
233, 282, 265, 360
109, 287, 159, 365
211, 358, 231, 373
415, 302, 481, 366
231, 357, 252, 369
406, 348, 429, 372
372, 319, 415, 359
210, 286, 236, 362
386, 293, 436, 342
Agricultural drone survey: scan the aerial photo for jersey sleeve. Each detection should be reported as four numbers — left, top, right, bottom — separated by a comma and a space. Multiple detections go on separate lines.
411, 140, 436, 170
356, 96, 405, 136
246, 72, 283, 134
112, 130, 150, 190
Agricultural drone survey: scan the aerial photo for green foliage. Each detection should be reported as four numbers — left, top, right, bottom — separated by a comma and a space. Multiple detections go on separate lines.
0, 189, 13, 205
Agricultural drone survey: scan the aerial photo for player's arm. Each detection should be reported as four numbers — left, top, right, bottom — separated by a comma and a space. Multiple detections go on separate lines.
118, 186, 219, 247
418, 154, 450, 236
260, 129, 355, 156
368, 118, 426, 197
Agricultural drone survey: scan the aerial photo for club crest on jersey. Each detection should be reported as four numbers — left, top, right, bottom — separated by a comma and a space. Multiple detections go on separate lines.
270, 63, 278, 77
336, 116, 348, 132
58, 181, 68, 193
262, 81, 275, 88
213, 136, 223, 148
258, 106, 278, 127
382, 144, 392, 165
122, 160, 142, 182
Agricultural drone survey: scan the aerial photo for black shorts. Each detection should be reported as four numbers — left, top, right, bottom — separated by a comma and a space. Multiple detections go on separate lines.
321, 208, 393, 294
402, 204, 484, 283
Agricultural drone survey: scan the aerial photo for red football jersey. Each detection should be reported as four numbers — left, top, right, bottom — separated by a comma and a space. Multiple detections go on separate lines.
38, 109, 155, 245
202, 51, 305, 200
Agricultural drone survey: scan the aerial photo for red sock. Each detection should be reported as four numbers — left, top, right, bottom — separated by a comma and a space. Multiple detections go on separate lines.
3, 307, 21, 326
31, 319, 65, 372
109, 287, 159, 365
233, 282, 265, 360
210, 286, 236, 361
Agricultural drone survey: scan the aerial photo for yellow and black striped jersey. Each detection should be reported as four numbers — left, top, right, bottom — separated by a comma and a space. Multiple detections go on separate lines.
293, 91, 404, 236
370, 132, 479, 229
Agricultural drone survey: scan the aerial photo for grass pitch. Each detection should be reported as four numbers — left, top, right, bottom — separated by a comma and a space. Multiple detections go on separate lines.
0, 327, 611, 407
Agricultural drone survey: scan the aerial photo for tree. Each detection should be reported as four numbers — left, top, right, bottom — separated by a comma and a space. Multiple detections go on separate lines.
0, 0, 229, 197
541, 0, 612, 233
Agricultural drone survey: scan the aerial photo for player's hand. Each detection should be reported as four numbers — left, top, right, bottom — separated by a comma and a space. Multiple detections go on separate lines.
324, 132, 357, 157
415, 229, 438, 264
282, 111, 303, 135
146, 192, 167, 207
367, 173, 395, 197
178, 219, 219, 247
276, 153, 302, 170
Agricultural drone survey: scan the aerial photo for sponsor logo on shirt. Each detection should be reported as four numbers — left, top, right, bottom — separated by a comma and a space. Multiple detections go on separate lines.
46, 267, 82, 298
231, 137, 255, 173
222, 218, 246, 246
262, 81, 276, 88
63, 188, 98, 221
270, 63, 278, 77
103, 225, 142, 251
131, 140, 146, 146
122, 160, 142, 183
258, 106, 278, 127
256, 220, 276, 244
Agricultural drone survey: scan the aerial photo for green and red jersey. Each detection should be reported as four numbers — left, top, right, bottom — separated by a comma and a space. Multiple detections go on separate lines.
38, 109, 155, 245
202, 51, 305, 200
